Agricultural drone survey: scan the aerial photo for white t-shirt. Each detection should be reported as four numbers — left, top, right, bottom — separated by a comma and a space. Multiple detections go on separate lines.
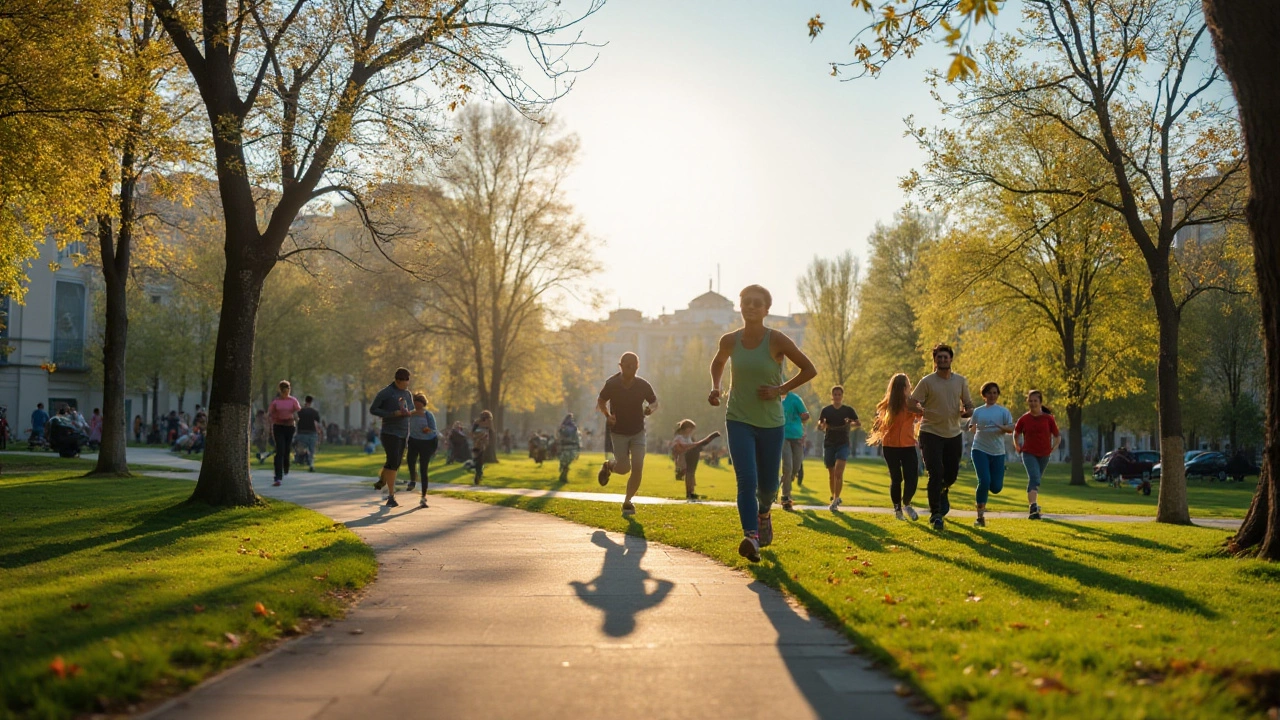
970, 404, 1012, 456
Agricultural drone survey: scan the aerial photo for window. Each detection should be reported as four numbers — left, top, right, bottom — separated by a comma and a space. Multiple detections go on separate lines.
52, 281, 86, 371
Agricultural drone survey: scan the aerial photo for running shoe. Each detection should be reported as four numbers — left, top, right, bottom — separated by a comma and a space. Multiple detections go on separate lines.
622, 502, 636, 516
737, 535, 761, 563
904, 505, 919, 521
975, 516, 986, 528
597, 463, 611, 486
386, 497, 400, 508
1029, 503, 1041, 520
686, 493, 702, 501
373, 478, 385, 490
272, 479, 281, 487
781, 496, 794, 511
419, 497, 428, 509
940, 487, 951, 516
406, 480, 416, 491
829, 497, 841, 512
931, 516, 945, 530
309, 464, 315, 472
894, 506, 905, 521
758, 513, 774, 547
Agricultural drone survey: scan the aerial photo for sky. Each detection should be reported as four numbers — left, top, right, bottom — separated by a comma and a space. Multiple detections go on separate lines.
537, 0, 954, 320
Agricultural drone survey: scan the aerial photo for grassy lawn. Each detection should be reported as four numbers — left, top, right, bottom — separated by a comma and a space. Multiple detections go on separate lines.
445, 491, 1280, 719
0, 455, 376, 719
312, 446, 1256, 518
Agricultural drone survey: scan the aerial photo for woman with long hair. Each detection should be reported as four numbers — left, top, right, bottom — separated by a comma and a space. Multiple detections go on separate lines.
866, 373, 923, 521
709, 284, 817, 563
967, 381, 1014, 527
1014, 389, 1060, 520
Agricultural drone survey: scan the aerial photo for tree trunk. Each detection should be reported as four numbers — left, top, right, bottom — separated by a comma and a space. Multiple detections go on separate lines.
1067, 403, 1085, 485
189, 248, 270, 507
1203, 0, 1280, 558
485, 374, 502, 464
1152, 281, 1190, 524
94, 248, 130, 475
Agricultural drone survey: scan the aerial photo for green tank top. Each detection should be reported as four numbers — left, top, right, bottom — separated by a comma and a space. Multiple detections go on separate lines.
726, 329, 785, 428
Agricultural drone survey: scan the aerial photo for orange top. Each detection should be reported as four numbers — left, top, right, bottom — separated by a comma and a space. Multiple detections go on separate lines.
881, 410, 922, 448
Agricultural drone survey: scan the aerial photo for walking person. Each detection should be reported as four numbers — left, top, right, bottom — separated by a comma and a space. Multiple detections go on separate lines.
967, 382, 1014, 527
268, 381, 302, 486
671, 419, 721, 500
370, 367, 414, 507
596, 352, 659, 516
817, 386, 860, 512
909, 344, 974, 530
866, 373, 923, 521
405, 392, 437, 507
471, 411, 493, 485
296, 396, 322, 471
556, 414, 580, 483
132, 414, 143, 444
29, 403, 48, 449
779, 390, 810, 510
1014, 390, 1060, 520
709, 284, 817, 563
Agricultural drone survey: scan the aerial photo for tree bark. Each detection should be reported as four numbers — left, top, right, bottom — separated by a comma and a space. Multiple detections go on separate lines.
1203, 0, 1280, 559
1152, 282, 1190, 524
1066, 403, 1085, 485
189, 243, 271, 506
94, 234, 131, 475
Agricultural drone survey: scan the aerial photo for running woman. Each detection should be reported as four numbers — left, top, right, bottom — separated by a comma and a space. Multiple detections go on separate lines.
596, 352, 659, 516
405, 392, 438, 507
967, 382, 1014, 527
671, 419, 721, 500
709, 284, 817, 563
1014, 389, 1060, 520
779, 390, 810, 510
268, 381, 301, 486
909, 344, 974, 530
817, 386, 860, 512
370, 367, 414, 507
866, 373, 923, 521
471, 411, 493, 485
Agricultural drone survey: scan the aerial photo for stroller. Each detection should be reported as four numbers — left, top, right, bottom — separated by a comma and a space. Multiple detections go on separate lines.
293, 439, 312, 469
49, 417, 85, 458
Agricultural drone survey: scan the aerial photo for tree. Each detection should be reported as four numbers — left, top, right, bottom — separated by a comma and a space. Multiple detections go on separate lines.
850, 207, 938, 414
913, 118, 1154, 485
147, 0, 602, 505
796, 251, 861, 393
397, 105, 599, 454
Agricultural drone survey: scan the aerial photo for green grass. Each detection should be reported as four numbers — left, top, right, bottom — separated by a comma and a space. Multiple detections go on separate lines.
0, 455, 377, 719
312, 446, 1255, 518
445, 491, 1280, 719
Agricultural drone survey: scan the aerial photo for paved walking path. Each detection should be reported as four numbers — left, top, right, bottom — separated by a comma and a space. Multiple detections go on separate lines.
123, 449, 919, 720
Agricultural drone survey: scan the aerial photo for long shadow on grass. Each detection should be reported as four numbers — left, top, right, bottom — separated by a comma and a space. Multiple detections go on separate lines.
1043, 520, 1184, 553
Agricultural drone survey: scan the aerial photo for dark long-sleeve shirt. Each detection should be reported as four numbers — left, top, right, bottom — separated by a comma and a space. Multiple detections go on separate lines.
370, 383, 413, 438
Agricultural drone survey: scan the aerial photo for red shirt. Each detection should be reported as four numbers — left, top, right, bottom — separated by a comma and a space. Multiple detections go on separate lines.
1015, 412, 1059, 457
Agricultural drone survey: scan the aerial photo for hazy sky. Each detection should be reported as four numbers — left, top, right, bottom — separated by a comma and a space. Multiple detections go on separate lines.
545, 0, 953, 320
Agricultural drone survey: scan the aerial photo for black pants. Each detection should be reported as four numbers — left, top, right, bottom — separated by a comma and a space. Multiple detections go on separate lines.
273, 424, 296, 480
407, 437, 438, 492
472, 447, 486, 483
919, 431, 962, 517
882, 446, 919, 507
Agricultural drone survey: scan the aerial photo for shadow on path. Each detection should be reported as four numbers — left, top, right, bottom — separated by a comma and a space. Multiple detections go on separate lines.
569, 529, 674, 637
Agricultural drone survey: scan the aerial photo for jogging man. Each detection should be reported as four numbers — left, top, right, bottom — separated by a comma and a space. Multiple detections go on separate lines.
596, 352, 658, 516
296, 395, 322, 472
909, 344, 974, 530
370, 367, 414, 508
779, 390, 810, 510
817, 385, 859, 512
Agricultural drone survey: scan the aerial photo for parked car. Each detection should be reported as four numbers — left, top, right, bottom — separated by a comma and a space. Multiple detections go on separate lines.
1092, 449, 1160, 482
1180, 451, 1260, 482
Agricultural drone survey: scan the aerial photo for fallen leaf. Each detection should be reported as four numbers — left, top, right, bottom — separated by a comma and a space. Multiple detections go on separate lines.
826, 575, 841, 585
1032, 676, 1070, 694
965, 595, 983, 603
1131, 624, 1144, 629
70, 602, 90, 611
313, 572, 329, 581
862, 560, 873, 567
963, 665, 974, 675
253, 602, 269, 617
224, 632, 241, 648
882, 571, 891, 578
192, 604, 205, 613
349, 628, 364, 635
49, 656, 67, 678
1009, 622, 1030, 630
883, 594, 898, 605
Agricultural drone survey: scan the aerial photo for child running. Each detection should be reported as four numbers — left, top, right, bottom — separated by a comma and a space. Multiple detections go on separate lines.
866, 373, 923, 521
671, 419, 721, 500
967, 382, 1014, 527
1014, 390, 1060, 520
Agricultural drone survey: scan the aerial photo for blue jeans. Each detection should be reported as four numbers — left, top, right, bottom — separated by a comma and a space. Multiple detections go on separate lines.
972, 450, 1006, 505
1022, 453, 1050, 492
726, 421, 784, 534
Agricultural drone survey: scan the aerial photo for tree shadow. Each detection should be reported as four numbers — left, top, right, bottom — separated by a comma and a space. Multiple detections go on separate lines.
568, 529, 673, 637
1043, 519, 1183, 553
